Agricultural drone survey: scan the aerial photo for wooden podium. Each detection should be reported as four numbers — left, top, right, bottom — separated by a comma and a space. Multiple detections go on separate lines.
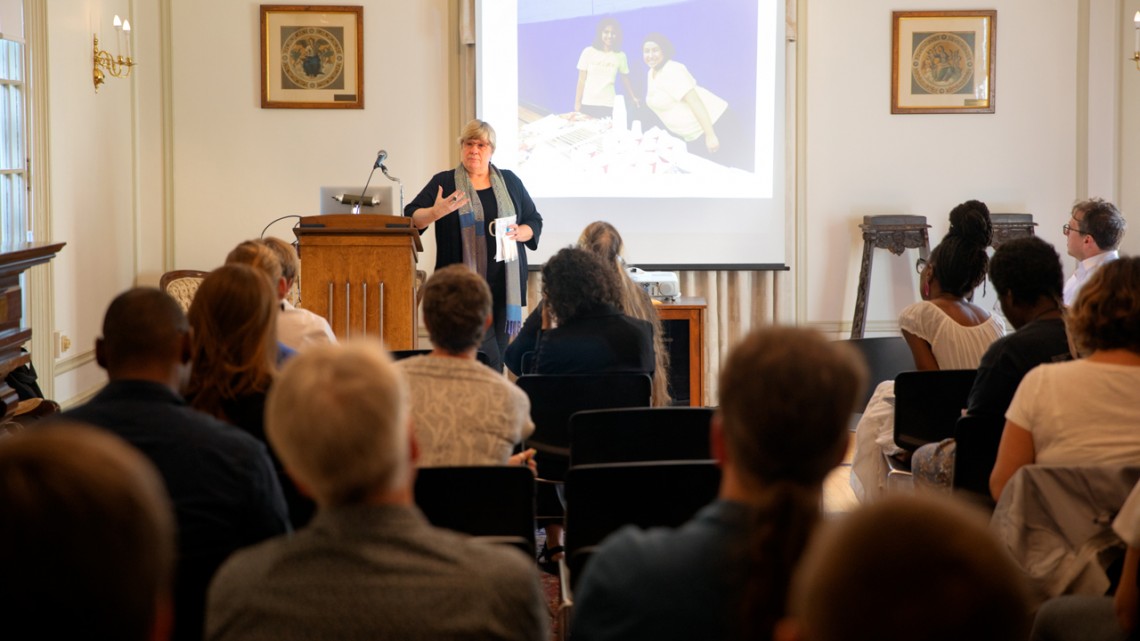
294, 215, 422, 350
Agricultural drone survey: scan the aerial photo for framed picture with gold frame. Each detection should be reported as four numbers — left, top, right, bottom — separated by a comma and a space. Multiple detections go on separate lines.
891, 10, 995, 114
260, 5, 363, 109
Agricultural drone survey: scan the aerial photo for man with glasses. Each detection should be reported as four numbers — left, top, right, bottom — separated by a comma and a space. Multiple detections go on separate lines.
1062, 198, 1126, 306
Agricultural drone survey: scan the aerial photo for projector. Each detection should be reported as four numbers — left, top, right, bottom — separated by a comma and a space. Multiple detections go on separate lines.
626, 267, 681, 302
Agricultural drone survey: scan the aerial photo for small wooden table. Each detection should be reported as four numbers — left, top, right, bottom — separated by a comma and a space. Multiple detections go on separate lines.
0, 241, 66, 420
657, 297, 706, 407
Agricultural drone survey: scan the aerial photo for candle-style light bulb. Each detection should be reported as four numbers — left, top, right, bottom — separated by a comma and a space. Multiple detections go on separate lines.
112, 15, 123, 59
113, 15, 122, 28
1134, 11, 1139, 57
123, 20, 131, 60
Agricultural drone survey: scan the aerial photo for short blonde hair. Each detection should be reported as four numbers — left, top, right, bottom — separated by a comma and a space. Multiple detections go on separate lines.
225, 240, 283, 285
458, 119, 496, 150
266, 342, 411, 506
260, 237, 299, 284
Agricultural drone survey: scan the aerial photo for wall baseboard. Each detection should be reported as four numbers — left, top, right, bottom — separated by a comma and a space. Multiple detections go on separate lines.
55, 349, 96, 375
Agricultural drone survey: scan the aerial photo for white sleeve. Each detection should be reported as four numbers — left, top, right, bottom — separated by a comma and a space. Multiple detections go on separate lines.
1115, 480, 1140, 546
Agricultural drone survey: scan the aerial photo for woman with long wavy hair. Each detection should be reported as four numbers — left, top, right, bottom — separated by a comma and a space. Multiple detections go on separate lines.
185, 263, 313, 527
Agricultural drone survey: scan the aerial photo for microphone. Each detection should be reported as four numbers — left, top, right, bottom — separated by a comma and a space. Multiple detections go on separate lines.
352, 150, 386, 214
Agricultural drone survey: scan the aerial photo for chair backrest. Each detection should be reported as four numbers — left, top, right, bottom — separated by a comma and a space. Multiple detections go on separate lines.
569, 407, 713, 467
516, 373, 652, 456
390, 349, 491, 366
952, 413, 1006, 504
564, 460, 721, 588
413, 465, 536, 555
160, 269, 208, 313
893, 369, 976, 452
841, 336, 914, 408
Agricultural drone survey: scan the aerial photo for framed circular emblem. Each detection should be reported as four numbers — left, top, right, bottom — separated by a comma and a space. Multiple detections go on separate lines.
910, 33, 973, 95
280, 26, 345, 90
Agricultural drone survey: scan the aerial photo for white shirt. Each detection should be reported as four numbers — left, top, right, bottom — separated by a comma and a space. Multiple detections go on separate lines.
1063, 250, 1119, 306
1006, 359, 1140, 466
576, 47, 629, 108
278, 300, 336, 351
645, 60, 727, 142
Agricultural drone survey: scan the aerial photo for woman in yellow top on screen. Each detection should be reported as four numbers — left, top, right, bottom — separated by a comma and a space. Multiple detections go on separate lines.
642, 32, 740, 167
574, 18, 639, 120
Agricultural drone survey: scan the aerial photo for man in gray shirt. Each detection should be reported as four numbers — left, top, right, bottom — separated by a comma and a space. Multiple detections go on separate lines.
205, 341, 548, 641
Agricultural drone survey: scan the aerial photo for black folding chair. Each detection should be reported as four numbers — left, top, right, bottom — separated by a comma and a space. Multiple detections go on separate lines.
893, 369, 977, 452
952, 413, 1006, 507
569, 407, 713, 467
840, 336, 915, 408
413, 465, 536, 555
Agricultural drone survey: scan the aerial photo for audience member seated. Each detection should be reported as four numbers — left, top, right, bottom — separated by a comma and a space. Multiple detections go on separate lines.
990, 256, 1140, 501
851, 199, 1004, 502
397, 264, 536, 469
0, 425, 177, 641
224, 240, 298, 364
1062, 197, 1126, 306
776, 496, 1030, 641
529, 246, 654, 375
53, 288, 289, 641
912, 236, 1071, 489
205, 342, 548, 641
506, 221, 671, 405
185, 264, 315, 528
1030, 477, 1140, 641
571, 326, 866, 641
260, 236, 337, 350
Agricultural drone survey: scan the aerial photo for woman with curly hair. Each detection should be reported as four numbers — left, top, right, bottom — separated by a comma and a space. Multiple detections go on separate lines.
506, 221, 671, 405
990, 256, 1140, 500
185, 263, 314, 527
851, 200, 1006, 502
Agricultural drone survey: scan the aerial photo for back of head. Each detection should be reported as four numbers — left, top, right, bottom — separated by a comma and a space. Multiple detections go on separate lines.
785, 496, 1030, 641
930, 199, 992, 297
185, 264, 278, 416
578, 221, 624, 265
100, 287, 188, 374
720, 327, 866, 488
422, 265, 492, 354
542, 246, 623, 324
1067, 256, 1140, 355
0, 425, 175, 641
226, 239, 284, 286
1074, 198, 1126, 251
260, 237, 299, 284
266, 341, 410, 506
988, 236, 1063, 308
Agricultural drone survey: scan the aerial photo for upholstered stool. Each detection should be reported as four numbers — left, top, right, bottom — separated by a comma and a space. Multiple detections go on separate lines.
990, 213, 1037, 248
851, 215, 931, 339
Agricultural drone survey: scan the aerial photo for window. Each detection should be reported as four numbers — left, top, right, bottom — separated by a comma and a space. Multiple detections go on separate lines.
0, 34, 27, 245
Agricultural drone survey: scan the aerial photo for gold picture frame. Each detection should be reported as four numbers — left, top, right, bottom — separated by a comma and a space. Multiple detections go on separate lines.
260, 5, 363, 109
891, 10, 995, 114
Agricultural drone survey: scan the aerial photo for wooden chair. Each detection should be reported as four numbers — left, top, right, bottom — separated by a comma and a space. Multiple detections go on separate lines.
160, 269, 208, 312
413, 465, 537, 555
568, 407, 713, 467
840, 336, 915, 409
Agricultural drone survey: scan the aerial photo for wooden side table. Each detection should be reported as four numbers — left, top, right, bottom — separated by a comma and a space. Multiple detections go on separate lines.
851, 216, 930, 339
657, 297, 705, 407
991, 213, 1037, 248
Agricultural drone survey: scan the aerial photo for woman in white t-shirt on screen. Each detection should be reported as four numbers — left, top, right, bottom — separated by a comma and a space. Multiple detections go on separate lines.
990, 256, 1140, 501
574, 18, 639, 120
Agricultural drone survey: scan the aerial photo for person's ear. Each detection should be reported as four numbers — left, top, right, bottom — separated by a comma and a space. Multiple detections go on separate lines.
95, 338, 108, 370
483, 313, 493, 331
710, 412, 728, 465
277, 277, 289, 301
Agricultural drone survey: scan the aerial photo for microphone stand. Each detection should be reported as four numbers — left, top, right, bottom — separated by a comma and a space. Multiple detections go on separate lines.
380, 164, 404, 215
352, 162, 381, 215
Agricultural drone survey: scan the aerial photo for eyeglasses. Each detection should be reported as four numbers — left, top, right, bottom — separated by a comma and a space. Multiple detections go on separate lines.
915, 257, 929, 274
1062, 224, 1088, 236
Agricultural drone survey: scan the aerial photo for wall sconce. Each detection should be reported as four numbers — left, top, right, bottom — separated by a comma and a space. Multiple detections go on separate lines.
93, 15, 136, 91
1133, 11, 1140, 70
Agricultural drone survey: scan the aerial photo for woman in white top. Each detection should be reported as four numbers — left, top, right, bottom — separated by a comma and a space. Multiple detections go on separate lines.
851, 200, 1005, 502
990, 257, 1140, 501
574, 18, 639, 120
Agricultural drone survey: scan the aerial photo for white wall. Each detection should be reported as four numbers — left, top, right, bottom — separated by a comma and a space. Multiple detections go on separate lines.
169, 1, 456, 273
802, 1, 1101, 336
1121, 0, 1140, 255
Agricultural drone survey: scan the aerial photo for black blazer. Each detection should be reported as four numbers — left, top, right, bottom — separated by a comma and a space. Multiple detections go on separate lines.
533, 305, 655, 376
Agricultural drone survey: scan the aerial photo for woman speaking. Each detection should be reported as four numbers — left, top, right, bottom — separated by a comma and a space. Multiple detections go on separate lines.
405, 119, 543, 372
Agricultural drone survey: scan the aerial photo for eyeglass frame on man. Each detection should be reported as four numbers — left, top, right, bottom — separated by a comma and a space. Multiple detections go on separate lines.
1062, 223, 1088, 236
